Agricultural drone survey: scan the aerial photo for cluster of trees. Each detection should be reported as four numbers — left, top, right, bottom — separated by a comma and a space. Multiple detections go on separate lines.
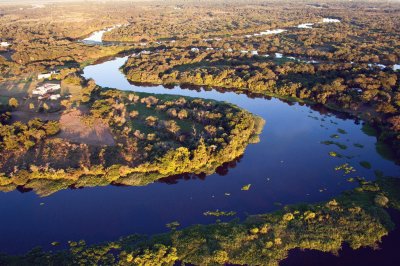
0, 113, 60, 174
2, 173, 399, 265
3, 39, 131, 78
103, 2, 314, 42
0, 118, 59, 151
100, 0, 400, 66
0, 84, 264, 196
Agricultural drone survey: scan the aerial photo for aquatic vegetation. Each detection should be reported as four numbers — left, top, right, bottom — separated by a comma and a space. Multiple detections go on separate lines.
241, 184, 251, 191
354, 143, 364, 148
337, 128, 347, 134
359, 161, 372, 169
203, 210, 236, 217
330, 134, 340, 139
321, 140, 348, 150
166, 221, 180, 230
329, 151, 342, 158
335, 163, 356, 175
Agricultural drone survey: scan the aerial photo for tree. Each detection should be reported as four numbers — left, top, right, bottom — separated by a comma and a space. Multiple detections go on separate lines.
43, 121, 60, 135
8, 98, 18, 108
388, 116, 400, 131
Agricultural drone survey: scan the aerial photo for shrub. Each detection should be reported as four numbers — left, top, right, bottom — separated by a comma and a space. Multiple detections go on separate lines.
283, 213, 294, 222
374, 194, 389, 207
304, 211, 316, 220
8, 98, 18, 108
249, 228, 259, 234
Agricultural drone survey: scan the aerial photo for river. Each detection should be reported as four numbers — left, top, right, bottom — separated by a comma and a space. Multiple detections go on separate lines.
0, 54, 398, 257
0, 27, 399, 263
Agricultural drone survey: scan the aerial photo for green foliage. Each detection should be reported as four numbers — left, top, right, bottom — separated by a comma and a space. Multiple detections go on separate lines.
321, 140, 347, 150
335, 163, 356, 175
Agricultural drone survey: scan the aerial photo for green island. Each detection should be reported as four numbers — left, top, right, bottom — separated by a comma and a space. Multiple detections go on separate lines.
0, 76, 264, 196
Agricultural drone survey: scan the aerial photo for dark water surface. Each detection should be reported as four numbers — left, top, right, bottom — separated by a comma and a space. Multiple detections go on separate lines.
0, 55, 398, 257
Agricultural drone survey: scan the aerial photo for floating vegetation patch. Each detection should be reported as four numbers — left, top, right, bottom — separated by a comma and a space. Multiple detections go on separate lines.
203, 210, 237, 217
308, 115, 319, 120
354, 143, 364, 148
166, 221, 180, 230
356, 178, 380, 192
337, 128, 348, 134
321, 140, 348, 150
359, 161, 372, 169
335, 163, 356, 175
241, 184, 251, 191
329, 151, 342, 158
330, 134, 340, 139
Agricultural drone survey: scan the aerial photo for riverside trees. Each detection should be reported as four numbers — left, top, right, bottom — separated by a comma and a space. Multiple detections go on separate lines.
0, 81, 264, 196
123, 48, 400, 161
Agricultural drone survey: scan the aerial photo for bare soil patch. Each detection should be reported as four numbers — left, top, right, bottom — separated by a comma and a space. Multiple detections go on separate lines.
58, 108, 115, 146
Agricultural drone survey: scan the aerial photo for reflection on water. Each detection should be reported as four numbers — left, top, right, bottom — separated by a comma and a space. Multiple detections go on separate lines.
0, 54, 399, 255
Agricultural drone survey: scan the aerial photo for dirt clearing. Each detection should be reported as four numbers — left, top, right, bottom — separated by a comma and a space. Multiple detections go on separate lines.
58, 108, 115, 146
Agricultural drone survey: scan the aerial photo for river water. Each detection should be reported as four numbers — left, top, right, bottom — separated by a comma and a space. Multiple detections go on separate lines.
0, 27, 399, 260
0, 54, 398, 256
